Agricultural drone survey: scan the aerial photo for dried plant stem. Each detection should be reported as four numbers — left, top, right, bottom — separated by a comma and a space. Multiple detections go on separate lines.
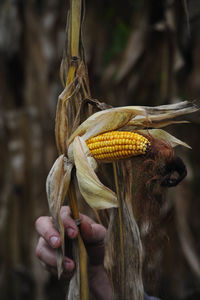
68, 183, 79, 221
65, 0, 82, 89
112, 162, 125, 290
65, 1, 89, 298
66, 65, 76, 87
70, 0, 82, 58
68, 181, 89, 300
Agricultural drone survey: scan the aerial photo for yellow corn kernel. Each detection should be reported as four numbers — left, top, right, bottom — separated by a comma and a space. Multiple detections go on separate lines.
86, 131, 150, 162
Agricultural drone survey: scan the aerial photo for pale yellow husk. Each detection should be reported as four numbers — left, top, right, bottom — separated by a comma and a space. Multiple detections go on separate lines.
73, 136, 118, 209
68, 101, 198, 146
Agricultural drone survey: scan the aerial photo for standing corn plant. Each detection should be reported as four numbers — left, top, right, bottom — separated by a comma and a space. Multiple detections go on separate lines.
47, 0, 92, 298
46, 1, 199, 299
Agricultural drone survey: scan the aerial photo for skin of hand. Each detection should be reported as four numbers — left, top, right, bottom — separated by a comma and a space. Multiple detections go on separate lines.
35, 206, 112, 300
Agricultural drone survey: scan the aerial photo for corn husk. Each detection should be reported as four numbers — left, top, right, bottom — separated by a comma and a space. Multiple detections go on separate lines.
46, 154, 73, 277
73, 136, 117, 209
68, 101, 198, 145
138, 129, 191, 149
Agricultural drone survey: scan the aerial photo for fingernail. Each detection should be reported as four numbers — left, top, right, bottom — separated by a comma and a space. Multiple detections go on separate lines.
64, 259, 74, 272
49, 236, 60, 248
67, 227, 75, 238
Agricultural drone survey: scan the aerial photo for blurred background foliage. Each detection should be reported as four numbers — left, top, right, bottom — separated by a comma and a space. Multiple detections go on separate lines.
0, 0, 200, 299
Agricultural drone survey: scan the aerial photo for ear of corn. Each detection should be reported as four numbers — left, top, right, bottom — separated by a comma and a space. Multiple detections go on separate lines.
86, 131, 150, 162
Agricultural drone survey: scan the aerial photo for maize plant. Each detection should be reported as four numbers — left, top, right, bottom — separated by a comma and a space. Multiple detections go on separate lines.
45, 0, 199, 299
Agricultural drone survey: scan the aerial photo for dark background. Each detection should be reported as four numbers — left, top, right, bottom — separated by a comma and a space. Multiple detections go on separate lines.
0, 0, 200, 299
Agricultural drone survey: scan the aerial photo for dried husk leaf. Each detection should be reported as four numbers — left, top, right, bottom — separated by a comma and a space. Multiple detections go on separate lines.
138, 101, 198, 114
67, 101, 198, 146
67, 240, 80, 300
67, 106, 147, 145
55, 70, 91, 155
55, 83, 75, 154
46, 154, 73, 277
126, 119, 190, 129
138, 129, 191, 149
127, 101, 198, 129
73, 136, 118, 209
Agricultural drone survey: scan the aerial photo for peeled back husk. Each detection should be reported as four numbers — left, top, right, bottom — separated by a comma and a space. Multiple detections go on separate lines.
46, 154, 73, 277
72, 136, 118, 209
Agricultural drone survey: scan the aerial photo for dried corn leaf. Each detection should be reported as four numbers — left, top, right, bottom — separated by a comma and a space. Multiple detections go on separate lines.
55, 87, 71, 154
140, 101, 198, 114
128, 101, 198, 128
67, 106, 147, 145
138, 129, 191, 149
46, 154, 73, 277
67, 240, 80, 300
73, 136, 118, 209
67, 101, 198, 145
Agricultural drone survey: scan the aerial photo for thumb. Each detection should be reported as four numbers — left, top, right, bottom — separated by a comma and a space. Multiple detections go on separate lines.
80, 220, 106, 265
80, 221, 106, 244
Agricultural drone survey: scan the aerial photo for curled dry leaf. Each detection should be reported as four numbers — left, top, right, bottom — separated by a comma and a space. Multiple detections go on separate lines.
127, 101, 199, 128
68, 101, 198, 146
67, 106, 147, 145
55, 88, 70, 155
55, 78, 79, 154
46, 154, 73, 277
73, 136, 118, 209
138, 129, 191, 149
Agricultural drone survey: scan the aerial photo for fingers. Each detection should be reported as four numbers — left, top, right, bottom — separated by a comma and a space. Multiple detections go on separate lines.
35, 206, 107, 271
35, 207, 79, 250
36, 237, 58, 266
35, 216, 61, 248
60, 207, 106, 264
80, 219, 106, 244
60, 207, 106, 244
36, 237, 75, 273
35, 206, 105, 245
60, 206, 79, 239
79, 215, 106, 265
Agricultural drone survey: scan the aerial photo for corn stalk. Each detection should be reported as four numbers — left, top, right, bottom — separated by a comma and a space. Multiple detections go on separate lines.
48, 0, 91, 299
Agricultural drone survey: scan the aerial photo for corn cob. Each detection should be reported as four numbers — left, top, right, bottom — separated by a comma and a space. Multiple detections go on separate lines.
86, 131, 150, 162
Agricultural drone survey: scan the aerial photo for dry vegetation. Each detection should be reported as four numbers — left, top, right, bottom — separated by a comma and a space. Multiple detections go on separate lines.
0, 0, 200, 299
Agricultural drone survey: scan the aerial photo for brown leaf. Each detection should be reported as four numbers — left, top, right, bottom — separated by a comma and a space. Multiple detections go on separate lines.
46, 154, 73, 277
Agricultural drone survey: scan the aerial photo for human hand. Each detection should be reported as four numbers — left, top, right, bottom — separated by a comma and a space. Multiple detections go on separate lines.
35, 206, 106, 275
35, 206, 112, 299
